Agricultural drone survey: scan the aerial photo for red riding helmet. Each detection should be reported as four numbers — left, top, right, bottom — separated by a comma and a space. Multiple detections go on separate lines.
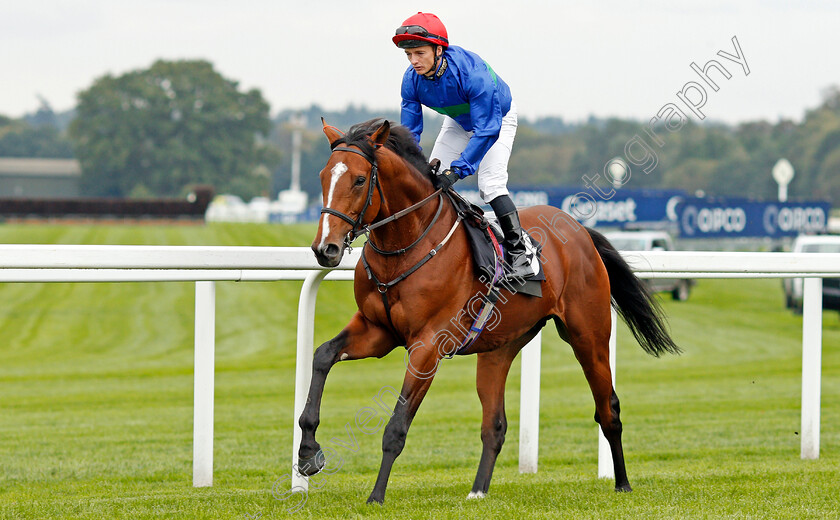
393, 12, 449, 49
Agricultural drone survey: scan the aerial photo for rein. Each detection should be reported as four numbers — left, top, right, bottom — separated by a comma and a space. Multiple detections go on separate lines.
321, 142, 495, 353
323, 147, 453, 327
361, 213, 462, 293
361, 213, 462, 329
320, 144, 443, 254
366, 190, 443, 256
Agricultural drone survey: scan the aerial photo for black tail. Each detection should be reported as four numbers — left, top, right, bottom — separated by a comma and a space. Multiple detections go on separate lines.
586, 228, 681, 357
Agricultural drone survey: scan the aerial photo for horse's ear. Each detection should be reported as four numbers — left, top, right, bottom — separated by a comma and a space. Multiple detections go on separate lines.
370, 120, 390, 147
321, 117, 343, 146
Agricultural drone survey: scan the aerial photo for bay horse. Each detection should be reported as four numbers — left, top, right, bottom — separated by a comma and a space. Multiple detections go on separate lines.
300, 118, 679, 504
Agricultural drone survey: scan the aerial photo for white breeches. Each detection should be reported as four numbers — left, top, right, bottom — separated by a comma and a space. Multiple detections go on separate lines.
429, 101, 518, 203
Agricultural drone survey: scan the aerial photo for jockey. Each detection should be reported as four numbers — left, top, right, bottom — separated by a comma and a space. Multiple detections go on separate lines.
393, 12, 531, 279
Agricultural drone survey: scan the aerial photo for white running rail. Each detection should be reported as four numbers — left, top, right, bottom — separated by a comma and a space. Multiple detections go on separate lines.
0, 247, 837, 488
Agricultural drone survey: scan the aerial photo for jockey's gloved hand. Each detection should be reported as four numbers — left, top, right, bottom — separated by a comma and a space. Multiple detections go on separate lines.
433, 168, 459, 191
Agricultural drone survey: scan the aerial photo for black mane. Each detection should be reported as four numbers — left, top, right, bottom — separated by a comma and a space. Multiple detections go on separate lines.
332, 118, 429, 175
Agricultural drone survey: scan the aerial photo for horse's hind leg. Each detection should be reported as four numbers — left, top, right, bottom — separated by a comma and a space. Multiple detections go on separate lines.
598, 389, 630, 492
556, 314, 632, 492
469, 343, 520, 498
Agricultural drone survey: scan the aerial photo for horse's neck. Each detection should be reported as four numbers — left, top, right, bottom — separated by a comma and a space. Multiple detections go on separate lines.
370, 156, 449, 252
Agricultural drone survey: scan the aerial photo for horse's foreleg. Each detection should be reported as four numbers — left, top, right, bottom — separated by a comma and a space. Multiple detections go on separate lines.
367, 339, 441, 505
469, 345, 519, 498
298, 312, 398, 475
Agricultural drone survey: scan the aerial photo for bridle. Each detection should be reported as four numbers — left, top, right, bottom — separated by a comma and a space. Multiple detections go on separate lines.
319, 144, 385, 251
317, 132, 501, 357
320, 143, 443, 254
319, 141, 458, 332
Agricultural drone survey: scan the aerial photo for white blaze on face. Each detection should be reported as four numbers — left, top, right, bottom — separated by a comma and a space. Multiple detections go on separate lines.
318, 161, 348, 249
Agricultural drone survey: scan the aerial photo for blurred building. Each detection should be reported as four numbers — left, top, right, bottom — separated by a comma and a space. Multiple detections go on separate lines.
0, 158, 81, 198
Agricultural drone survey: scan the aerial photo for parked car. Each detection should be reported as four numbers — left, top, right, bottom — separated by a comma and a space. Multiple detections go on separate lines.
205, 194, 250, 222
603, 230, 694, 301
205, 195, 282, 223
782, 234, 840, 314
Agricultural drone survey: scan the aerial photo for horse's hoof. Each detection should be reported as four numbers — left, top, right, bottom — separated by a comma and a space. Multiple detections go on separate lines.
466, 490, 486, 499
366, 495, 384, 505
296, 451, 325, 476
615, 483, 633, 492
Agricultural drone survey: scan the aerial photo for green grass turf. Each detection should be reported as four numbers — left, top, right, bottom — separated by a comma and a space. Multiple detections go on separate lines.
0, 222, 838, 519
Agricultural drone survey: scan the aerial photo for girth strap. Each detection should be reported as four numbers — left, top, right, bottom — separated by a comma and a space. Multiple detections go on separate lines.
445, 228, 506, 358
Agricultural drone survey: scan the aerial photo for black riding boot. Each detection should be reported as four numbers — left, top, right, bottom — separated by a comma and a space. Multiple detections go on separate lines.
489, 195, 532, 279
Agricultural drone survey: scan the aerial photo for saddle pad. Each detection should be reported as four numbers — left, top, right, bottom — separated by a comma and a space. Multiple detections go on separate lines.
445, 190, 543, 297
461, 217, 544, 298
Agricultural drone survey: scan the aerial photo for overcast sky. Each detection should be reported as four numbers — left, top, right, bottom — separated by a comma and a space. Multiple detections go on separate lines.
2, 1, 838, 124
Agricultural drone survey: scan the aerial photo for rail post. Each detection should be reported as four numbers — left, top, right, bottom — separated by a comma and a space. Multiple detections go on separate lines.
193, 281, 216, 487
801, 277, 823, 459
292, 270, 329, 490
519, 331, 542, 473
598, 306, 618, 478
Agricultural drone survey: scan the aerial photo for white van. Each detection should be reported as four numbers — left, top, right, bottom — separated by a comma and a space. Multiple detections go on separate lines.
603, 230, 693, 301
783, 235, 840, 313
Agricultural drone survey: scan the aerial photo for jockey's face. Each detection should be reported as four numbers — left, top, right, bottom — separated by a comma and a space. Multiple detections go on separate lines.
404, 45, 442, 76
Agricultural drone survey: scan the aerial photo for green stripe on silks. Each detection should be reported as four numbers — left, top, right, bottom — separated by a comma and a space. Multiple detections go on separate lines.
484, 61, 498, 84
429, 63, 496, 118
429, 103, 471, 118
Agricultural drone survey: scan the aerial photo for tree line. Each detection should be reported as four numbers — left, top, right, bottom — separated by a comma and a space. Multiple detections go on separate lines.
1, 60, 838, 206
273, 88, 840, 206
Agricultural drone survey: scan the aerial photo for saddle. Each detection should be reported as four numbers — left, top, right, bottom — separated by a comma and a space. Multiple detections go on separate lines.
445, 190, 544, 298
434, 189, 544, 358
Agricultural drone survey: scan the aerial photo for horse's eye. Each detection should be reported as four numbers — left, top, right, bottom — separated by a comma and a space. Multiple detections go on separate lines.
354, 176, 366, 186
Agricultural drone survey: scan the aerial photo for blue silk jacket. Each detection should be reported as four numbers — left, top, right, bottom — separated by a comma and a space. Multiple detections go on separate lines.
400, 45, 512, 178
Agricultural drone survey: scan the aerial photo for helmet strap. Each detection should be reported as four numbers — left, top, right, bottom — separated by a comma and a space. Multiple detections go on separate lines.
425, 46, 447, 79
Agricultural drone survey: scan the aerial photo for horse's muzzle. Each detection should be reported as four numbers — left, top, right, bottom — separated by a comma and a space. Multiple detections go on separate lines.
312, 242, 343, 268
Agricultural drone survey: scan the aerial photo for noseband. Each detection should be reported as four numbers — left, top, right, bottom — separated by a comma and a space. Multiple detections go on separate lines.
319, 145, 384, 249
